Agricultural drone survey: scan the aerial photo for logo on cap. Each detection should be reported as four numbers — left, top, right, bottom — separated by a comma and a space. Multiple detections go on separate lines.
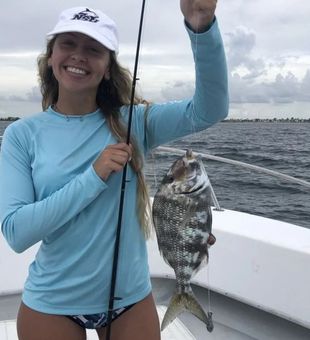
71, 8, 99, 23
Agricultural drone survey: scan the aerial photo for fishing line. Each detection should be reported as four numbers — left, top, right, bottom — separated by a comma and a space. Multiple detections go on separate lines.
106, 1, 146, 339
191, 9, 215, 330
150, 150, 159, 192
207, 257, 212, 312
206, 260, 214, 331
189, 5, 200, 137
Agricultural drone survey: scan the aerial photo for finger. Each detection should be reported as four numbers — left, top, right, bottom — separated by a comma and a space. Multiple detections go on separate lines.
106, 143, 132, 157
110, 152, 130, 165
116, 143, 133, 162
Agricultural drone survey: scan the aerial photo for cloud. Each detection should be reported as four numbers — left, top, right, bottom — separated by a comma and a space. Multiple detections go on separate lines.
0, 0, 309, 118
230, 69, 310, 104
161, 81, 194, 101
25, 87, 42, 102
5, 87, 41, 103
224, 24, 310, 105
225, 26, 266, 80
299, 70, 310, 101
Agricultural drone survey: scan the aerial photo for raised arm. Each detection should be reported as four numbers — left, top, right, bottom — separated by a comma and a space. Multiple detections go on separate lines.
142, 2, 228, 150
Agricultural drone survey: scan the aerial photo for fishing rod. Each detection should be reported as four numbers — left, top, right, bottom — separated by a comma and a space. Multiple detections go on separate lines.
106, 0, 146, 339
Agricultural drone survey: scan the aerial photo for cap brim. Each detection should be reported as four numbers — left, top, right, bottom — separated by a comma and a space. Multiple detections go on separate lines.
47, 25, 118, 53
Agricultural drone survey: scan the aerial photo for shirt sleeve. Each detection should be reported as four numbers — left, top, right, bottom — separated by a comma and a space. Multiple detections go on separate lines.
0, 124, 107, 253
144, 18, 229, 150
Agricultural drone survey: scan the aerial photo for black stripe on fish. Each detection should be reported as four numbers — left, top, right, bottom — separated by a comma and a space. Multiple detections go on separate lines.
179, 184, 205, 195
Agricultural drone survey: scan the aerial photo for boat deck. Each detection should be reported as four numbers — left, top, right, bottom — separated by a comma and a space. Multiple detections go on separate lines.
152, 278, 310, 340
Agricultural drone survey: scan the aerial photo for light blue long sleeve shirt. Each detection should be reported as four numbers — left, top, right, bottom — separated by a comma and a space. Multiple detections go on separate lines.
0, 20, 228, 314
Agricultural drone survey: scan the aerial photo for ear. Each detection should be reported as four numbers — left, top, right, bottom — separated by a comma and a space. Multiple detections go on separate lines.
47, 57, 52, 67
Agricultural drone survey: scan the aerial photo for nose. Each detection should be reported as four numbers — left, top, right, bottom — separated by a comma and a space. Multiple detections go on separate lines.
70, 48, 87, 63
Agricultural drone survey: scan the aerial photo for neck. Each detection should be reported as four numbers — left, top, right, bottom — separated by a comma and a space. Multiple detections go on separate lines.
55, 94, 98, 115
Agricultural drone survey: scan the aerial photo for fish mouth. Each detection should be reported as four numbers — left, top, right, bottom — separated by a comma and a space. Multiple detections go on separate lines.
180, 184, 204, 195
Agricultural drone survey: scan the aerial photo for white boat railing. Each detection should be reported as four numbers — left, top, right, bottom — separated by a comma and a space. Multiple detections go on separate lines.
156, 146, 310, 190
1, 135, 309, 190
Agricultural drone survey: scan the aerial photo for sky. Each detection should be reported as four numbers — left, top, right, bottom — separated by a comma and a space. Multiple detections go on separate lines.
0, 0, 309, 119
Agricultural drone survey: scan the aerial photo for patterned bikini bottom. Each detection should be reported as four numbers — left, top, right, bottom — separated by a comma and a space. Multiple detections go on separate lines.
66, 303, 135, 329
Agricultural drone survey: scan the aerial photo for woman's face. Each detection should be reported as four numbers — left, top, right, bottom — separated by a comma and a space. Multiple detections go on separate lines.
48, 32, 111, 97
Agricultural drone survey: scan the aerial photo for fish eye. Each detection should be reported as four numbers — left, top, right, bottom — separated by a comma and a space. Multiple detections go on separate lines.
190, 162, 199, 170
165, 175, 174, 184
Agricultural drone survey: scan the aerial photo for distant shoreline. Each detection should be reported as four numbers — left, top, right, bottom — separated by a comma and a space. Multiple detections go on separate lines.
0, 117, 309, 123
0, 117, 20, 122
222, 118, 310, 123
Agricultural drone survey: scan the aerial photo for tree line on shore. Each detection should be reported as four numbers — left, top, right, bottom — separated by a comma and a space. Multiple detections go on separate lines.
0, 116, 309, 123
222, 117, 310, 123
0, 117, 20, 121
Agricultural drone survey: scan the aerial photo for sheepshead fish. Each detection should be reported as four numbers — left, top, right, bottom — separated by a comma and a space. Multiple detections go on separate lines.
152, 149, 215, 332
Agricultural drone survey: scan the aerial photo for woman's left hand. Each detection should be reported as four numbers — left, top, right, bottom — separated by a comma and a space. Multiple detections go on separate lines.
180, 0, 217, 32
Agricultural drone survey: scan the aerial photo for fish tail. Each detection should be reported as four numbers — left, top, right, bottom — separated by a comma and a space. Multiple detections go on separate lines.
161, 291, 213, 332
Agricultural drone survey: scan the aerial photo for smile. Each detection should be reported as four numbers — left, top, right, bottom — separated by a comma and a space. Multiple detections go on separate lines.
65, 66, 88, 75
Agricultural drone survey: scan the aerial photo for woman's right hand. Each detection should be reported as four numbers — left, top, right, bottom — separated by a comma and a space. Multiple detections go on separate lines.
180, 0, 217, 32
93, 143, 133, 181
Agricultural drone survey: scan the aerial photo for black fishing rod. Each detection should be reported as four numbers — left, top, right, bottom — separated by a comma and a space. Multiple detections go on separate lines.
106, 0, 146, 339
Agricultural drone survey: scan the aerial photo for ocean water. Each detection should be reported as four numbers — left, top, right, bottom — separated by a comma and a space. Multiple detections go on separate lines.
1, 121, 309, 229
144, 122, 310, 229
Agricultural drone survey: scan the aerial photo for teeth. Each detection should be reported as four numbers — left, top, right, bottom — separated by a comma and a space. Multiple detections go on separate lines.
66, 66, 87, 75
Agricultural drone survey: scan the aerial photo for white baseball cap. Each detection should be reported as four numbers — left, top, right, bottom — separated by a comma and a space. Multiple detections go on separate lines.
47, 7, 119, 53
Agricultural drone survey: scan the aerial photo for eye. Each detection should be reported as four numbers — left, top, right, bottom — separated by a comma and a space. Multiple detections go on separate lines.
86, 42, 108, 55
59, 39, 75, 48
164, 175, 174, 184
63, 40, 74, 45
87, 46, 100, 53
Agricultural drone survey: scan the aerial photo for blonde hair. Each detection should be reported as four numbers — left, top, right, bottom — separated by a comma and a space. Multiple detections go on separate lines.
37, 37, 152, 238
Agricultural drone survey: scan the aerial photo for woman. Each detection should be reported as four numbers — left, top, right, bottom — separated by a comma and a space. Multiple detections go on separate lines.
0, 1, 228, 339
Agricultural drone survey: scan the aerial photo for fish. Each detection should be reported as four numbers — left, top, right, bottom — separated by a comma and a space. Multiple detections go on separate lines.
152, 149, 216, 332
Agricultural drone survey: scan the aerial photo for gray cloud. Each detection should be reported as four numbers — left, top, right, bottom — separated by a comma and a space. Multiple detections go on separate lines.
0, 0, 309, 118
299, 70, 310, 101
0, 0, 183, 52
230, 69, 310, 104
161, 81, 194, 101
5, 87, 41, 103
223, 23, 310, 105
225, 26, 266, 80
